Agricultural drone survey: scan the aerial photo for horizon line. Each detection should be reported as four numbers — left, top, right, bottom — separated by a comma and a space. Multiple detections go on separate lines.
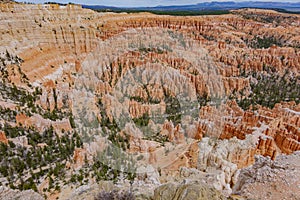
15, 0, 300, 8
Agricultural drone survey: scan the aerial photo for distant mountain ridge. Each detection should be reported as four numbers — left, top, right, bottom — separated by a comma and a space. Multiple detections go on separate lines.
83, 1, 300, 12
0, 0, 15, 3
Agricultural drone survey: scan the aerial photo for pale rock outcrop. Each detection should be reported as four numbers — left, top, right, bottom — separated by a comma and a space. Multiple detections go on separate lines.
197, 137, 243, 194
136, 165, 160, 185
16, 113, 72, 132
233, 151, 300, 200
0, 186, 43, 200
153, 182, 228, 200
9, 136, 28, 147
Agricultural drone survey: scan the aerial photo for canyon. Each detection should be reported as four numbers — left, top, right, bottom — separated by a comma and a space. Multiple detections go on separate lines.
0, 2, 299, 200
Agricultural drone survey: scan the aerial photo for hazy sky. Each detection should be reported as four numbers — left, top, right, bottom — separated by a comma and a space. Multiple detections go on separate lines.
17, 0, 300, 7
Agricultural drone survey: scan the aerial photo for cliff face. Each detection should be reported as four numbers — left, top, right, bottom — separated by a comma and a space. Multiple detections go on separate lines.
219, 101, 300, 157
0, 3, 299, 200
196, 101, 299, 172
0, 3, 99, 83
1, 4, 299, 88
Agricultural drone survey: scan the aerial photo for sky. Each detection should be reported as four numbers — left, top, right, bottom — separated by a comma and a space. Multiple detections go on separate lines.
16, 0, 300, 7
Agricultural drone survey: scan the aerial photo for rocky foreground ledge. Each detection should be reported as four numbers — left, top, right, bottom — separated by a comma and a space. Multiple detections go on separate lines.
1, 151, 296, 200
